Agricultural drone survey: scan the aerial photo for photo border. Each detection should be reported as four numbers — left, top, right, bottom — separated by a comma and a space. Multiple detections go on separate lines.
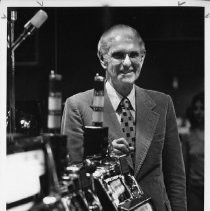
0, 1, 209, 211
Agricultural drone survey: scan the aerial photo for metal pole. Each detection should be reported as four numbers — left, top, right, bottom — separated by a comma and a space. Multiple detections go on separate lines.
7, 10, 17, 135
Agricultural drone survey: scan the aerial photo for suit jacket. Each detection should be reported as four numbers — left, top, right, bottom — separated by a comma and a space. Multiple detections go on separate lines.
61, 85, 187, 211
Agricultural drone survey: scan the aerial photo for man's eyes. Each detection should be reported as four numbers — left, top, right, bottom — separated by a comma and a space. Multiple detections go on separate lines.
111, 51, 140, 59
129, 52, 139, 58
112, 52, 125, 59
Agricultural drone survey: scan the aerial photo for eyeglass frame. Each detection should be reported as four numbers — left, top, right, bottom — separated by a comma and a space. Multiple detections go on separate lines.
107, 49, 146, 64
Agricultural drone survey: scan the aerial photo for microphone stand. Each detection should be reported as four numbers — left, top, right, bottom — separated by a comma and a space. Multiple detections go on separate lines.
11, 22, 36, 51
7, 10, 17, 136
7, 10, 38, 137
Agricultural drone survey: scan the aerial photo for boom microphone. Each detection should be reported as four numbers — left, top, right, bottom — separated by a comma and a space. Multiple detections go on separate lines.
12, 10, 48, 51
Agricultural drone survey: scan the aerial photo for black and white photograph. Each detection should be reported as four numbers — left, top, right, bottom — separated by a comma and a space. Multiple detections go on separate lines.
0, 1, 209, 211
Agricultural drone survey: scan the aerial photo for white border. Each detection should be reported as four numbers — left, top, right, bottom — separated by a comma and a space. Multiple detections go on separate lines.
0, 1, 209, 211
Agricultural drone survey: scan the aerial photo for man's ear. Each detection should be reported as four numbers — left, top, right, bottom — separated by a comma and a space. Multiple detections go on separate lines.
97, 52, 108, 69
139, 53, 146, 68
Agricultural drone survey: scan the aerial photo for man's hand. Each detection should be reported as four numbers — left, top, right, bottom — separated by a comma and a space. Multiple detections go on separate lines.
110, 138, 134, 156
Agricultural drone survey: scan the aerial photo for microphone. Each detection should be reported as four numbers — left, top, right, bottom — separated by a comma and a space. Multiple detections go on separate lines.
12, 10, 48, 51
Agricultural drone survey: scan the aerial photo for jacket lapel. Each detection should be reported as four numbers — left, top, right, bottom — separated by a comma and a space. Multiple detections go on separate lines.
88, 90, 122, 139
134, 86, 160, 177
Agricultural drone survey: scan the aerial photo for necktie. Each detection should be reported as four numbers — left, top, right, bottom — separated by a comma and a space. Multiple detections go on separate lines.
119, 98, 136, 158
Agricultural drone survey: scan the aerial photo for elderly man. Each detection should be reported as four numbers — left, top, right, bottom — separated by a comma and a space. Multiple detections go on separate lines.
61, 24, 187, 211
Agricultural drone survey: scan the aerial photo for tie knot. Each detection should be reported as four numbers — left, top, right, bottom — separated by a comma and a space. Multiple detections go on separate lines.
120, 98, 131, 110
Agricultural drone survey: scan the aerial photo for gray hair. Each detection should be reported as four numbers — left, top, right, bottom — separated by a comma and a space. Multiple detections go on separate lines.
97, 24, 146, 60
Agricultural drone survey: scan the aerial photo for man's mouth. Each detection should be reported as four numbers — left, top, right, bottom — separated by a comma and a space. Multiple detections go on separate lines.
119, 69, 135, 74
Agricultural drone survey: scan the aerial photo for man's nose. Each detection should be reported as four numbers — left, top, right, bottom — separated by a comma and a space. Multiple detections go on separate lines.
122, 54, 132, 66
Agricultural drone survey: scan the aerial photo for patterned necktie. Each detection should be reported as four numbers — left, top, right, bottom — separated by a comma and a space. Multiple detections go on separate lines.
120, 98, 136, 149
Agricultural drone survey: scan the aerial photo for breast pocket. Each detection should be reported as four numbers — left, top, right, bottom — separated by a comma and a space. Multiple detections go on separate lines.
150, 133, 165, 156
153, 129, 165, 142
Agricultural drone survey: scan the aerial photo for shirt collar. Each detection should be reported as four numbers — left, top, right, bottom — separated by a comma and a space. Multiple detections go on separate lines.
105, 81, 136, 111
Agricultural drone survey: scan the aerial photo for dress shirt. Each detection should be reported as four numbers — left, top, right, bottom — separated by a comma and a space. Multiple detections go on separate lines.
105, 81, 136, 122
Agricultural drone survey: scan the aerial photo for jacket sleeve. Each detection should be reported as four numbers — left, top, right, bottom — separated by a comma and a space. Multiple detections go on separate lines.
162, 95, 187, 211
61, 97, 84, 164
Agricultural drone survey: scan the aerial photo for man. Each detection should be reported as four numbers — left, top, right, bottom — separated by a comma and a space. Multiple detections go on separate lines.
61, 24, 187, 211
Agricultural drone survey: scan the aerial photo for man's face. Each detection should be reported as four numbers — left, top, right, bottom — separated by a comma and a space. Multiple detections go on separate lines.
106, 33, 144, 90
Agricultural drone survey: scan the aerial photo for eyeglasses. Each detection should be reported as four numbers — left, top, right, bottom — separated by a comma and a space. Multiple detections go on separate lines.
109, 50, 145, 63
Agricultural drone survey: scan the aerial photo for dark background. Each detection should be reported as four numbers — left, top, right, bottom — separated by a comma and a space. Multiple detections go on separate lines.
7, 7, 204, 132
